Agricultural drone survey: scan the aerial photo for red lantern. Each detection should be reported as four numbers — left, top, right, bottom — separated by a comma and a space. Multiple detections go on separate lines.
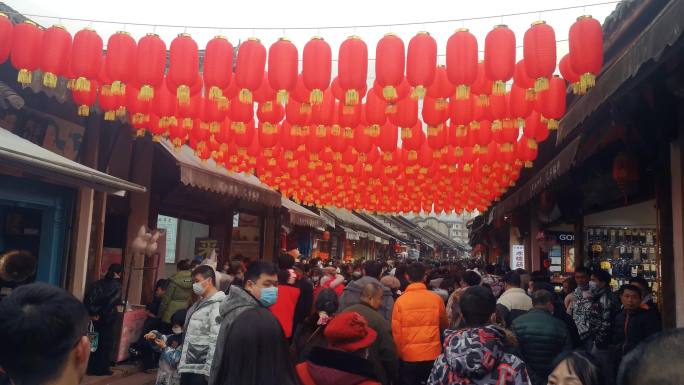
71, 81, 98, 116
0, 14, 12, 64
422, 96, 449, 127
338, 36, 368, 105
70, 28, 102, 92
523, 110, 541, 139
427, 66, 455, 110
378, 122, 398, 152
523, 21, 556, 91
310, 89, 336, 126
365, 90, 387, 133
426, 124, 447, 150
11, 21, 42, 85
235, 38, 267, 103
257, 100, 285, 124
449, 95, 473, 126
154, 77, 177, 122
484, 25, 515, 95
303, 37, 331, 104
446, 28, 478, 100
540, 75, 566, 130
559, 54, 581, 95
513, 59, 535, 93
406, 32, 437, 98
389, 96, 418, 128
168, 34, 199, 104
535, 119, 550, 143
471, 61, 492, 106
229, 98, 255, 128
508, 84, 532, 123
99, 83, 118, 121
39, 25, 72, 88
286, 99, 312, 126
105, 31, 136, 95
204, 36, 233, 100
268, 38, 298, 103
569, 15, 603, 92
253, 71, 276, 103
375, 33, 405, 102
135, 33, 166, 101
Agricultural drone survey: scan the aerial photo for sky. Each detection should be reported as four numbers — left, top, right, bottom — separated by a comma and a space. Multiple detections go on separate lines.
9, 0, 619, 219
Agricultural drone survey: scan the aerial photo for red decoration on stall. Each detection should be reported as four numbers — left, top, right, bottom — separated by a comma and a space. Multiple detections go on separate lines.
105, 31, 136, 95
168, 34, 199, 104
70, 28, 102, 92
303, 37, 331, 104
71, 81, 98, 116
135, 33, 166, 101
471, 61, 492, 106
11, 21, 42, 85
540, 75, 566, 130
446, 28, 477, 100
338, 36, 368, 106
406, 32, 437, 98
375, 33, 405, 102
39, 25, 71, 88
268, 38, 298, 104
204, 36, 233, 100
569, 15, 603, 92
559, 53, 581, 95
523, 21, 556, 92
235, 38, 267, 103
0, 14, 12, 64
426, 66, 455, 110
484, 25, 515, 95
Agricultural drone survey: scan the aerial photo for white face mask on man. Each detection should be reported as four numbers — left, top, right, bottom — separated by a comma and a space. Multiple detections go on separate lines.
193, 280, 206, 296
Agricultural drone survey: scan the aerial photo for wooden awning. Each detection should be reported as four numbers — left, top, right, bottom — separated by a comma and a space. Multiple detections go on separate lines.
159, 141, 281, 207
281, 198, 326, 229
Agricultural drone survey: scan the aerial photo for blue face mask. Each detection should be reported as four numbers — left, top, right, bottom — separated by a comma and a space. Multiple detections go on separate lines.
259, 286, 278, 307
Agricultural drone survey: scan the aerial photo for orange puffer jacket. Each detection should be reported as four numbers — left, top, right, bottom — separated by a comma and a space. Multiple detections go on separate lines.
391, 283, 448, 362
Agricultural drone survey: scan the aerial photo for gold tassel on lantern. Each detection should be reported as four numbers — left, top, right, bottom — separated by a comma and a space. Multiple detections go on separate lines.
239, 88, 253, 103
525, 161, 533, 168
232, 121, 246, 134
116, 107, 127, 118
300, 103, 312, 114
525, 88, 536, 101
411, 85, 425, 100
277, 90, 289, 104
435, 98, 448, 110
580, 72, 596, 92
262, 101, 273, 113
75, 77, 91, 91
209, 86, 223, 100
104, 111, 116, 121
217, 97, 229, 110
455, 85, 470, 100
382, 85, 397, 100
401, 127, 412, 139
17, 69, 32, 85
42, 72, 58, 88
111, 80, 124, 95
534, 77, 549, 92
345, 89, 359, 105
385, 104, 397, 114
210, 122, 221, 134
477, 94, 490, 106
310, 89, 323, 105
492, 80, 506, 95
547, 119, 559, 130
138, 85, 154, 101
66, 78, 75, 90
177, 85, 190, 105
77, 105, 90, 116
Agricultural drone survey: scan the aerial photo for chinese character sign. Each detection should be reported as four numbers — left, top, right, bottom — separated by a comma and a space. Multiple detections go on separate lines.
511, 244, 525, 270
195, 238, 221, 261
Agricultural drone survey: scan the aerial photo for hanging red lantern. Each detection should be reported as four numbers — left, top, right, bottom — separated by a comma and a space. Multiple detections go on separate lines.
229, 98, 255, 131
99, 83, 118, 121
257, 100, 284, 124
389, 96, 418, 129
559, 54, 581, 95
535, 118, 550, 142
11, 21, 42, 85
105, 31, 136, 95
307, 123, 327, 153
513, 59, 536, 98
378, 122, 398, 152
204, 36, 233, 100
523, 21, 556, 92
449, 95, 473, 126
0, 14, 12, 64
508, 84, 532, 125
39, 25, 72, 88
71, 81, 98, 116
569, 15, 603, 92
426, 66, 454, 110
234, 121, 256, 148
286, 99, 312, 126
364, 90, 387, 135
471, 61, 492, 106
401, 122, 425, 151
168, 33, 199, 104
135, 33, 166, 101
268, 38, 298, 104
523, 110, 541, 139
354, 126, 375, 154
407, 32, 437, 98
540, 75, 566, 130
446, 28, 478, 100
70, 28, 102, 92
375, 33, 405, 102
338, 36, 367, 106
484, 25, 515, 95
235, 38, 267, 103
426, 124, 447, 150
154, 77, 177, 123
422, 96, 449, 126
253, 71, 276, 103
303, 37, 331, 104
310, 89, 336, 126
475, 119, 492, 146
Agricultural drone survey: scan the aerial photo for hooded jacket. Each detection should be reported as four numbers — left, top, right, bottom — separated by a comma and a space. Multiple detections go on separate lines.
428, 325, 531, 385
178, 290, 226, 377
296, 347, 381, 385
160, 270, 193, 323
317, 274, 346, 297
571, 286, 613, 347
207, 285, 262, 385
339, 276, 395, 321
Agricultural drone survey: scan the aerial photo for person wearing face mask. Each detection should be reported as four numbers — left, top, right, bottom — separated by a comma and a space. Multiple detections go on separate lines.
146, 309, 188, 385
83, 263, 123, 376
296, 311, 381, 385
178, 265, 226, 385
0, 283, 92, 385
571, 268, 614, 354
208, 261, 279, 385
343, 283, 399, 385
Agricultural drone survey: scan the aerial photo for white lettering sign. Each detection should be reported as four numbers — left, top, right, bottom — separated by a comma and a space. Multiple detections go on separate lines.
511, 245, 525, 270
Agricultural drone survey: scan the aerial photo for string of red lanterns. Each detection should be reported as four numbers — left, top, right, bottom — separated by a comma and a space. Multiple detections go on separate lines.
0, 13, 603, 214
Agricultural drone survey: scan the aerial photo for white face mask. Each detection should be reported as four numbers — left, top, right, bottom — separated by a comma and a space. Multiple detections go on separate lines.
193, 281, 206, 296
172, 326, 183, 335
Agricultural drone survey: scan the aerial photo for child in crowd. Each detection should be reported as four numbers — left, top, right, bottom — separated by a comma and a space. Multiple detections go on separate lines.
145, 309, 187, 385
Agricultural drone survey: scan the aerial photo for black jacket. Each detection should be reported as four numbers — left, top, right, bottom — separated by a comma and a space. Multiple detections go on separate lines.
512, 308, 572, 385
294, 276, 314, 329
611, 307, 661, 356
83, 277, 122, 318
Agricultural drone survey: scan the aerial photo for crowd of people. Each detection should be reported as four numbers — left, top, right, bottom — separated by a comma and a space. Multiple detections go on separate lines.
0, 245, 680, 385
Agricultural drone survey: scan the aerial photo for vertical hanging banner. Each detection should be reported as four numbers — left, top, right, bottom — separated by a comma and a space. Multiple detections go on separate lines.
511, 244, 525, 270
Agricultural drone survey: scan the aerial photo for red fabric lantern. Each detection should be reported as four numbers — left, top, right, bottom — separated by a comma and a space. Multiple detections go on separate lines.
268, 38, 298, 103
475, 119, 492, 146
354, 126, 375, 154
422, 96, 449, 126
378, 122, 398, 152
204, 36, 233, 100
154, 78, 177, 121
407, 32, 437, 98
449, 95, 473, 126
523, 110, 541, 139
253, 71, 276, 103
471, 61, 492, 106
426, 66, 454, 109
286, 99, 312, 126
70, 28, 102, 92
484, 25, 515, 95
535, 119, 550, 143
99, 83, 118, 121
307, 124, 327, 153
389, 96, 418, 128
559, 54, 582, 95
508, 84, 532, 123
365, 90, 387, 133
426, 124, 447, 150
71, 81, 98, 116
302, 37, 331, 104
446, 28, 478, 100
235, 38, 267, 103
310, 89, 336, 126
168, 34, 199, 104
569, 15, 603, 92
105, 31, 136, 95
135, 33, 166, 101
523, 21, 556, 91
39, 25, 72, 88
0, 14, 12, 64
257, 100, 285, 124
375, 33, 405, 102
540, 75, 566, 130
11, 21, 42, 85
338, 36, 368, 105
229, 98, 255, 129
513, 59, 536, 93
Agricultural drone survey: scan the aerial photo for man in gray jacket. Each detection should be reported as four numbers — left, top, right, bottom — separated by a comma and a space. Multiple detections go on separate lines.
208, 261, 278, 385
339, 260, 394, 320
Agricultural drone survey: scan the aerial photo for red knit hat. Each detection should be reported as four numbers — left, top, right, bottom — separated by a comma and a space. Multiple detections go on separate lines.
324, 312, 377, 352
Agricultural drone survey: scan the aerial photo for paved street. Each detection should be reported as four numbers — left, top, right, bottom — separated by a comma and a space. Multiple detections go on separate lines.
82, 365, 155, 385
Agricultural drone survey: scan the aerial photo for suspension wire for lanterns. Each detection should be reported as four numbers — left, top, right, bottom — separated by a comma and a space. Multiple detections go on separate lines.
8, 1, 620, 31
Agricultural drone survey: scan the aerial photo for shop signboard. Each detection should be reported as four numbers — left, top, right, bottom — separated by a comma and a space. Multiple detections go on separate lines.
511, 245, 525, 270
